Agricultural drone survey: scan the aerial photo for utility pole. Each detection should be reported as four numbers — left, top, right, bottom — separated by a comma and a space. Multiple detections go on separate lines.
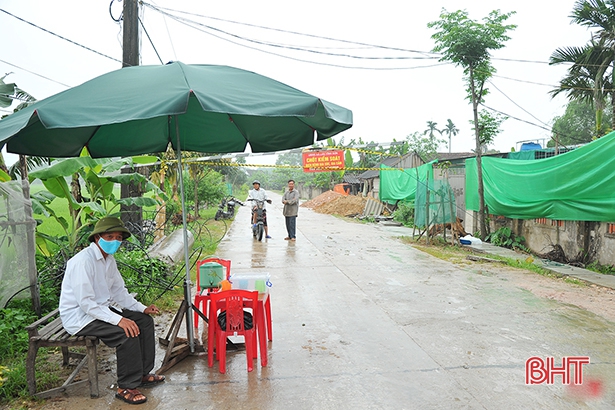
122, 0, 139, 68
120, 0, 144, 233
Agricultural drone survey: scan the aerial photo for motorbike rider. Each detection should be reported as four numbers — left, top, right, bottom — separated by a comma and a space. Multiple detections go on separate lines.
247, 180, 272, 239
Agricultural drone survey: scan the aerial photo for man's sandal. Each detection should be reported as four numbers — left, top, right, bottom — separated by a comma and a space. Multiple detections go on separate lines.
141, 373, 166, 387
115, 388, 147, 404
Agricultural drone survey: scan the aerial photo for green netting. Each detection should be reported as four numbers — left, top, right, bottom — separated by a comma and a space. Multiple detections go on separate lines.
466, 131, 615, 221
507, 150, 535, 160
0, 180, 33, 308
415, 179, 457, 227
379, 161, 434, 203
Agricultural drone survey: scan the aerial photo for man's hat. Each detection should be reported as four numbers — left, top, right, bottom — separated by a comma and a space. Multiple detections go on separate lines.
88, 217, 131, 242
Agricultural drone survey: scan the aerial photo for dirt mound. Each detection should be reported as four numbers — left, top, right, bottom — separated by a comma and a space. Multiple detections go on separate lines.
301, 190, 367, 217
301, 190, 343, 209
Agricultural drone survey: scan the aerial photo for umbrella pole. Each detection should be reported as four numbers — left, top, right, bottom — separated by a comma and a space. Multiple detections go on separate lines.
175, 117, 196, 353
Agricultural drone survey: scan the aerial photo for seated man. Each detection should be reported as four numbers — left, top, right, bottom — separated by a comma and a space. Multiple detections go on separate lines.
59, 217, 164, 405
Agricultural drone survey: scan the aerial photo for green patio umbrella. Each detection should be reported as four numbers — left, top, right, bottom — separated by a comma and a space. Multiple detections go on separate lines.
0, 62, 352, 156
0, 61, 353, 350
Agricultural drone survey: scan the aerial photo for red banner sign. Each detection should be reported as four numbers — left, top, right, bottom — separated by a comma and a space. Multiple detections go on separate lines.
302, 149, 345, 173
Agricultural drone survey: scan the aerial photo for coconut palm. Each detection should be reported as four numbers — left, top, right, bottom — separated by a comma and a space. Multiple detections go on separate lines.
550, 42, 614, 136
568, 0, 615, 131
550, 40, 614, 136
442, 119, 459, 153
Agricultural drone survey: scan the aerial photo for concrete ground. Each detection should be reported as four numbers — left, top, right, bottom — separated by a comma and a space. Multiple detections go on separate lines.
37, 192, 615, 409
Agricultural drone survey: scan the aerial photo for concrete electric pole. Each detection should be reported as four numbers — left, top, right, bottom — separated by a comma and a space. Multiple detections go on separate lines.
122, 0, 139, 68
120, 0, 145, 234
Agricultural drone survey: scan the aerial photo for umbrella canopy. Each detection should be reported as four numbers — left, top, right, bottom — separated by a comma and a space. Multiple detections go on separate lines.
0, 61, 352, 157
0, 62, 352, 353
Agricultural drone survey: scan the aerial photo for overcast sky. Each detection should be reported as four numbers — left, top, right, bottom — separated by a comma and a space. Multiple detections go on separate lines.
1, 0, 592, 166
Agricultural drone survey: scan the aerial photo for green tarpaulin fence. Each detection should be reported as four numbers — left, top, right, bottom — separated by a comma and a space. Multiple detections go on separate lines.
379, 162, 434, 203
466, 131, 615, 221
379, 161, 456, 227
414, 179, 457, 227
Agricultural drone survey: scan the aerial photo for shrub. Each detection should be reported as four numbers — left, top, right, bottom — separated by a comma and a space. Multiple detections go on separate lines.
115, 249, 175, 306
393, 201, 415, 226
486, 227, 529, 252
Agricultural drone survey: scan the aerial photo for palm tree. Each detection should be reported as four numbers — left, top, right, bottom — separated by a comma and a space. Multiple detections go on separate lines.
550, 42, 613, 136
423, 121, 441, 142
569, 0, 615, 132
442, 119, 459, 153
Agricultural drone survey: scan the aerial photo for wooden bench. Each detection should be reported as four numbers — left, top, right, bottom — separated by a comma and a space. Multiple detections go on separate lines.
25, 308, 100, 399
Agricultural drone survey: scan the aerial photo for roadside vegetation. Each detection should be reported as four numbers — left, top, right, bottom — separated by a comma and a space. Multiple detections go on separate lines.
405, 236, 587, 287
0, 153, 248, 406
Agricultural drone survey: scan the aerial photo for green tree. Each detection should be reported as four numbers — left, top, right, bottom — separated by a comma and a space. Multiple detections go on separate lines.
405, 131, 443, 162
570, 0, 615, 130
388, 138, 411, 157
429, 8, 516, 240
472, 110, 506, 152
345, 137, 386, 170
273, 151, 304, 189
550, 99, 609, 146
442, 119, 459, 153
550, 42, 613, 136
182, 168, 226, 210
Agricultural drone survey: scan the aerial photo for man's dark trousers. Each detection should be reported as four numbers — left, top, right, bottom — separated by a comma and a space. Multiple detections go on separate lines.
76, 309, 155, 389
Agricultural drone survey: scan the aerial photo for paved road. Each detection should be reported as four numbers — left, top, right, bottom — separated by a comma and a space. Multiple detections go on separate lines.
44, 191, 615, 409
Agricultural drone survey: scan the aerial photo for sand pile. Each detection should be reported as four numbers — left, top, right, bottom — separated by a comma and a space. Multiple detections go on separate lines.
301, 190, 343, 208
301, 190, 367, 217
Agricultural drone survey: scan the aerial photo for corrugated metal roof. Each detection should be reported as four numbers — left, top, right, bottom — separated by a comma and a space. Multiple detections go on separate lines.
437, 152, 475, 161
343, 174, 361, 184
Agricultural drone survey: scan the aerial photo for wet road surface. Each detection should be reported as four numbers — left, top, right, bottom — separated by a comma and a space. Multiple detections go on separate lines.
39, 192, 615, 409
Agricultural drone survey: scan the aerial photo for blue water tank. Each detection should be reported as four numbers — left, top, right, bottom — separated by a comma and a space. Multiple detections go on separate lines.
520, 142, 542, 151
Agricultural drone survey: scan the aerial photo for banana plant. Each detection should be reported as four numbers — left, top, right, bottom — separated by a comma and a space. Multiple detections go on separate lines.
29, 155, 165, 255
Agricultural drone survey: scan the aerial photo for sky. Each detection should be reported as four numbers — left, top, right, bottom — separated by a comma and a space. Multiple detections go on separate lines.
0, 0, 593, 167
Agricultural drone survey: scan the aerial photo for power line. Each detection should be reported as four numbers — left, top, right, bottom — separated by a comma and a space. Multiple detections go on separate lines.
0, 58, 71, 88
479, 103, 590, 147
487, 80, 551, 129
139, 17, 164, 64
145, 8, 447, 70
141, 4, 451, 71
0, 8, 122, 65
142, 2, 439, 58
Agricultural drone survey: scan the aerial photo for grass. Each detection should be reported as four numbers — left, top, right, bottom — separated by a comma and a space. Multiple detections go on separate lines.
402, 235, 588, 287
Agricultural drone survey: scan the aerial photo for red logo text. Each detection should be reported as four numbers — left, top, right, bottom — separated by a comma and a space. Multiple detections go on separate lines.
525, 356, 590, 385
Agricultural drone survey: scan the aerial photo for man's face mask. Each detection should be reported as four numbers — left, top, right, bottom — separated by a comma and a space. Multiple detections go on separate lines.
98, 235, 122, 255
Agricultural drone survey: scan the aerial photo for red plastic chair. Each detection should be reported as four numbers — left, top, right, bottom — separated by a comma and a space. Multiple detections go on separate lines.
193, 258, 231, 330
264, 295, 272, 341
207, 289, 259, 373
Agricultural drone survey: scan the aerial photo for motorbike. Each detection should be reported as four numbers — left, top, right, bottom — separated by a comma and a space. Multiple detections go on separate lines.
214, 196, 244, 221
247, 198, 271, 241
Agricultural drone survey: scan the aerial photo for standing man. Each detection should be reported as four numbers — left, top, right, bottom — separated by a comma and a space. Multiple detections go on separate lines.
282, 179, 300, 241
59, 217, 164, 405
247, 180, 272, 239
